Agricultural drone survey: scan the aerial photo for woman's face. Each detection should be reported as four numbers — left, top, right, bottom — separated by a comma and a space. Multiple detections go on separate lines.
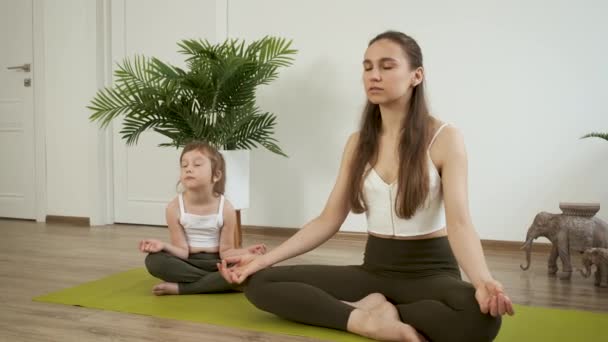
362, 38, 421, 105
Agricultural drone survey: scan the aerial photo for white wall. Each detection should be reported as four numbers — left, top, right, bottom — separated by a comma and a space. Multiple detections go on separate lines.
41, 0, 608, 242
110, 0, 218, 225
231, 0, 608, 241
43, 0, 97, 217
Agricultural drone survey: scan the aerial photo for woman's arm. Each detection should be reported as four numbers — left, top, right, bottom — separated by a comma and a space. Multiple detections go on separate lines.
256, 133, 359, 268
218, 133, 358, 283
436, 126, 513, 316
219, 133, 360, 284
437, 127, 491, 287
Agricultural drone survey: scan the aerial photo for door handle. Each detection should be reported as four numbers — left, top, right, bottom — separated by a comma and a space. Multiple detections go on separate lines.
7, 63, 31, 72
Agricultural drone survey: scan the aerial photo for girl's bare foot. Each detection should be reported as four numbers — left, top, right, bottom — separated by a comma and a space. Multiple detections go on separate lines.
152, 282, 179, 296
343, 293, 388, 310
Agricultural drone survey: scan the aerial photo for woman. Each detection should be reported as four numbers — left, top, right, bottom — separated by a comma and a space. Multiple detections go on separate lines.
219, 31, 514, 342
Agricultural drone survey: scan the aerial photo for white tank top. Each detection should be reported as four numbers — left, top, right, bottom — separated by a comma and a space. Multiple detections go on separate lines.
364, 123, 448, 237
178, 193, 224, 248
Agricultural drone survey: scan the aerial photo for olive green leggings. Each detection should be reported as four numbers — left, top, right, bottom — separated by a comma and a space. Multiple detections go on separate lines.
244, 236, 501, 342
145, 251, 235, 294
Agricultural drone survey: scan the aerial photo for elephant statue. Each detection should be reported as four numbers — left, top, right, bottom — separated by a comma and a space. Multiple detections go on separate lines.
520, 212, 608, 279
580, 247, 608, 287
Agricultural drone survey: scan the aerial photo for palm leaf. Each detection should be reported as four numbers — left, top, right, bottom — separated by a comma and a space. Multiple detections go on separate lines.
581, 132, 608, 142
89, 36, 296, 155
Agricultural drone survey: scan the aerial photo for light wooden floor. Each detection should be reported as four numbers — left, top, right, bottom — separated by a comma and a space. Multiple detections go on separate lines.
1, 219, 607, 342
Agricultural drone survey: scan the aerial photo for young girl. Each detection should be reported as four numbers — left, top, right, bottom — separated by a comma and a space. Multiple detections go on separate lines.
219, 31, 514, 342
140, 141, 265, 295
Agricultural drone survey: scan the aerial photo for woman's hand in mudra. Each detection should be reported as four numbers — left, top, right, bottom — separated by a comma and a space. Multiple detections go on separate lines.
218, 252, 269, 284
475, 278, 515, 317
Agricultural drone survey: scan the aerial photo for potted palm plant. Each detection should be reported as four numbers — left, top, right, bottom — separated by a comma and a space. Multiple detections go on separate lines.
88, 36, 297, 214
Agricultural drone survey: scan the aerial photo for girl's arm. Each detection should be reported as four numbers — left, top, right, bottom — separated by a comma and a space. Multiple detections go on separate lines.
218, 199, 266, 259
218, 199, 247, 259
156, 198, 190, 259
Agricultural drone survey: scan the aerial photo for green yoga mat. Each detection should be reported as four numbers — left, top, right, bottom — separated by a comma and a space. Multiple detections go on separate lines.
34, 268, 605, 342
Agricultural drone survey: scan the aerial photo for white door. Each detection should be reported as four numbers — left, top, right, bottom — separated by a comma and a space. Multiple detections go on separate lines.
111, 0, 219, 225
0, 0, 36, 219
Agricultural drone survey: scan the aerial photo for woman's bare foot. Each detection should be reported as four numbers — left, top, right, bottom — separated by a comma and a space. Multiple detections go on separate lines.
370, 300, 401, 322
347, 302, 426, 342
343, 293, 388, 311
152, 282, 179, 296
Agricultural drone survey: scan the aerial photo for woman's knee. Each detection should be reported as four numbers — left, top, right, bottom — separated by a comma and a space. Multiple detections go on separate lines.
440, 282, 502, 341
454, 311, 502, 342
457, 298, 502, 341
243, 269, 274, 307
484, 315, 502, 341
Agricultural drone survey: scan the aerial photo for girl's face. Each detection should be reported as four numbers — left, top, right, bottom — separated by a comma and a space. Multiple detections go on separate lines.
180, 150, 219, 190
362, 39, 422, 105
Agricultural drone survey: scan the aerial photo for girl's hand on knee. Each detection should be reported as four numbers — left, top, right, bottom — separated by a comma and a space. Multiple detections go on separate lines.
139, 239, 164, 253
475, 279, 515, 317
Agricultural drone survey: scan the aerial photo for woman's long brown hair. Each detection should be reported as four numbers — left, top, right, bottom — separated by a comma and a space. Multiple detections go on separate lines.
348, 31, 433, 219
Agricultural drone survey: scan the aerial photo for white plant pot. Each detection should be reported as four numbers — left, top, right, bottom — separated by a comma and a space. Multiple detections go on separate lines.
220, 150, 250, 210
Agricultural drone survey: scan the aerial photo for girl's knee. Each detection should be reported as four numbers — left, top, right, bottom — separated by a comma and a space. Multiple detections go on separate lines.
144, 252, 170, 278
